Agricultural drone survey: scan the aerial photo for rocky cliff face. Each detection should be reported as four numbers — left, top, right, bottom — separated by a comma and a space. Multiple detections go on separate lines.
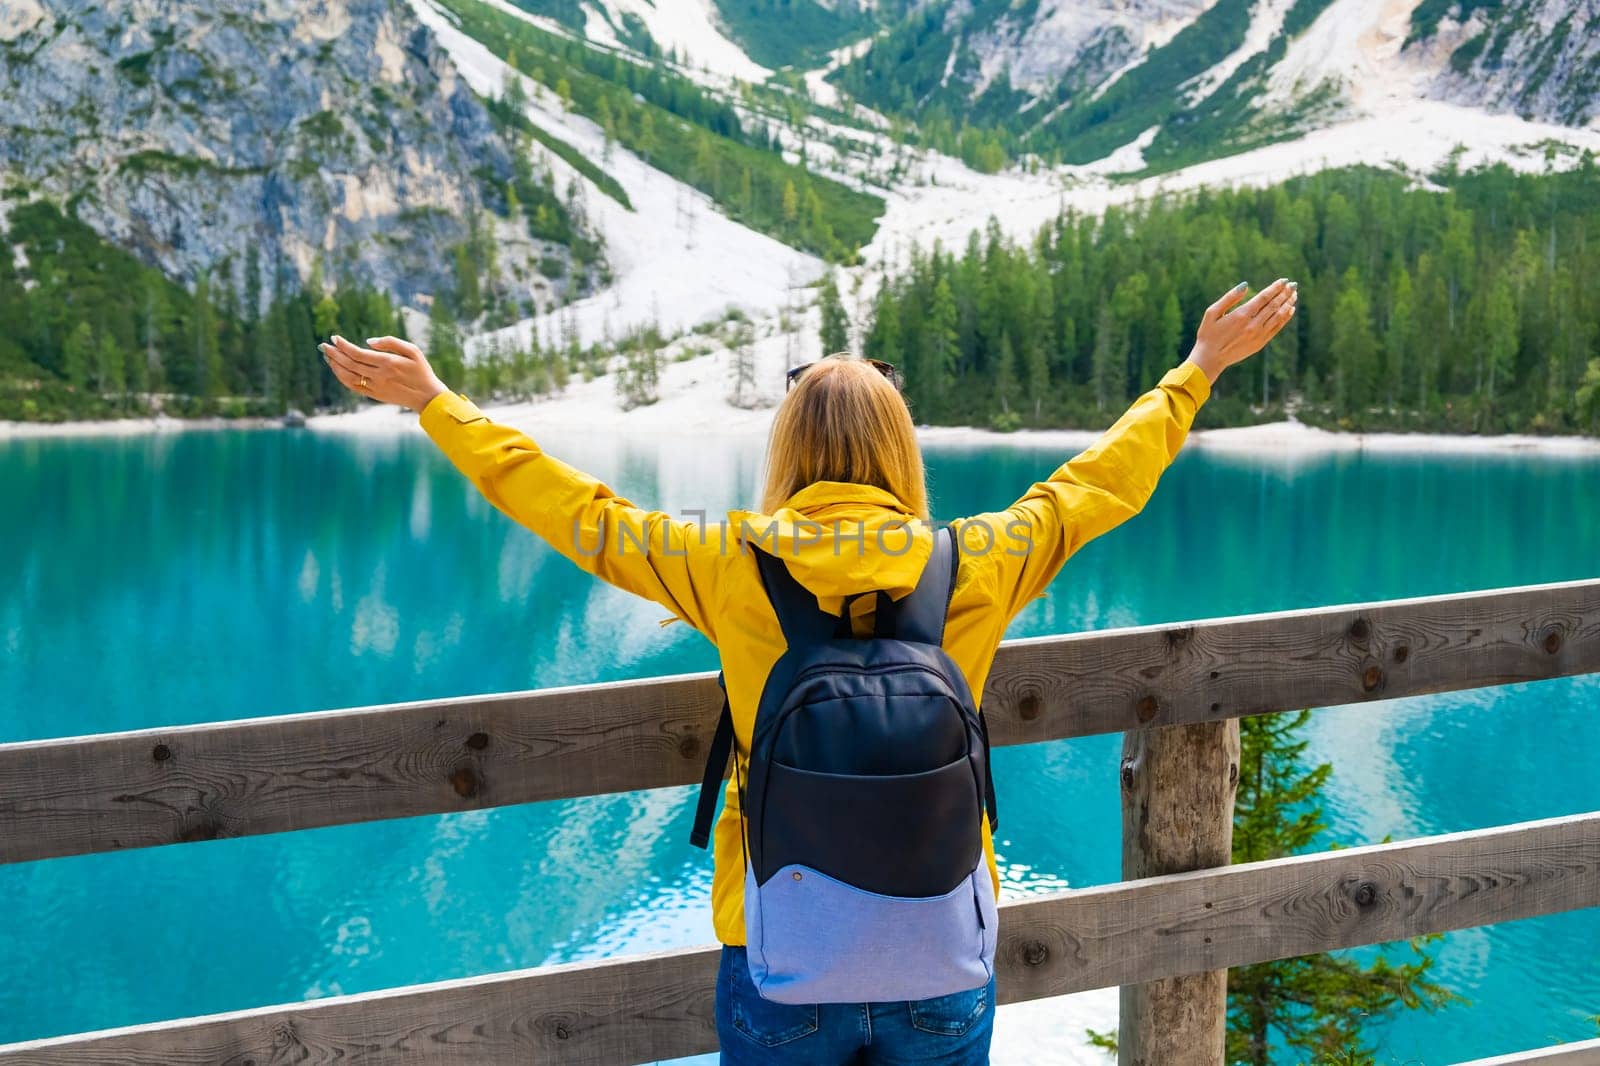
952, 0, 1213, 99
834, 0, 1599, 166
0, 0, 565, 307
1409, 0, 1600, 128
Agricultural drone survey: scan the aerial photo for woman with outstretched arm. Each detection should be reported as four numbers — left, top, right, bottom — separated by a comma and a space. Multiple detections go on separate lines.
321, 277, 1297, 1065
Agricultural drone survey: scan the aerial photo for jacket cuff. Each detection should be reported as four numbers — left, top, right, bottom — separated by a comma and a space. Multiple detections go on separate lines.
419, 391, 487, 438
1160, 361, 1213, 408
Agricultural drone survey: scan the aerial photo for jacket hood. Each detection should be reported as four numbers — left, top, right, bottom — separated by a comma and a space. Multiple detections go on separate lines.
727, 481, 935, 608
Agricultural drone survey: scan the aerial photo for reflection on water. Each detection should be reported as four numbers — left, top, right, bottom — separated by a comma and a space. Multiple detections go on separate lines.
2, 428, 1599, 1060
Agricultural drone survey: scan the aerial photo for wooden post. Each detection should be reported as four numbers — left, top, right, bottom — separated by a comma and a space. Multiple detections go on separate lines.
1118, 718, 1240, 1065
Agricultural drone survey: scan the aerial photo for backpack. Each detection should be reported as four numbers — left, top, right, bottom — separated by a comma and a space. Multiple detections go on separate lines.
690, 525, 999, 1005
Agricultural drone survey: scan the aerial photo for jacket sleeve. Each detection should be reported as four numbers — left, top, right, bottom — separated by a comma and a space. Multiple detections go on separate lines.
419, 391, 724, 642
960, 361, 1211, 621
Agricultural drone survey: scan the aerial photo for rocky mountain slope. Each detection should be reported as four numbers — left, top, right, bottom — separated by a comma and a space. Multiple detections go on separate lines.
1412, 0, 1600, 127
827, 0, 1599, 167
0, 0, 583, 307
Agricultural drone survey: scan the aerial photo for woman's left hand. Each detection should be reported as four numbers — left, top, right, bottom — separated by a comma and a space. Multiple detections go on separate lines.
320, 335, 450, 412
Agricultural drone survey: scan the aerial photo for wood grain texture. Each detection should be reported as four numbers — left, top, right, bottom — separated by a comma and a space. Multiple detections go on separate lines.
0, 944, 722, 1066
998, 811, 1600, 1004
4, 813, 1596, 1064
3, 579, 1598, 864
1118, 720, 1239, 1066
1455, 1039, 1600, 1065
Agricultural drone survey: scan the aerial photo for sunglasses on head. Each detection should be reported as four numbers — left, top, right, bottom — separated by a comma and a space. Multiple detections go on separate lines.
786, 357, 900, 392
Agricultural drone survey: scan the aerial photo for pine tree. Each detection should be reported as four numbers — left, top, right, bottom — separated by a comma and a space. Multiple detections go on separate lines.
1024, 265, 1054, 420
1481, 275, 1517, 426
866, 285, 902, 373
1331, 268, 1377, 416
193, 273, 224, 400
922, 275, 958, 415
1577, 359, 1600, 432
1157, 290, 1183, 390
141, 278, 167, 395
993, 333, 1016, 416
243, 245, 263, 396
427, 297, 466, 391
1226, 711, 1455, 1064
818, 271, 849, 356
781, 180, 799, 227
313, 291, 340, 340
453, 243, 483, 322
1385, 267, 1415, 411
1090, 305, 1124, 412
96, 330, 126, 402
62, 321, 93, 390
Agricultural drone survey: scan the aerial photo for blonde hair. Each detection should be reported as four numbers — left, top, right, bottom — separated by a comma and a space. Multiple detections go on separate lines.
760, 354, 929, 520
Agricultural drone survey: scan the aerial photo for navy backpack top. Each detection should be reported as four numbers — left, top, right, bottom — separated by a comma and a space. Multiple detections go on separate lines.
691, 525, 1000, 1004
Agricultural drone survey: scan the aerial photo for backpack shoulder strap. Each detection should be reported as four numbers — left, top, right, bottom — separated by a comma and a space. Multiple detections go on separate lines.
689, 673, 734, 850
883, 524, 958, 646
754, 547, 838, 649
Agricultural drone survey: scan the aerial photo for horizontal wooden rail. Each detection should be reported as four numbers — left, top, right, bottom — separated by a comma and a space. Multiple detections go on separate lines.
3, 578, 1597, 864
1457, 1039, 1600, 1065
3, 810, 1594, 1064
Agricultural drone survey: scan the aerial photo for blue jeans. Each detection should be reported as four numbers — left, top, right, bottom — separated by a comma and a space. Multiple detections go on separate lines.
715, 946, 995, 1065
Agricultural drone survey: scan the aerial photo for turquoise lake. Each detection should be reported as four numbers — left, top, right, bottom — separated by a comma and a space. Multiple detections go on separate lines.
2, 425, 1599, 1062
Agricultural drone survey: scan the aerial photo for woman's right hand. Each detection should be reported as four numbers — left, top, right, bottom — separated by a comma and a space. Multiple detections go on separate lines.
320, 335, 450, 412
1186, 279, 1298, 383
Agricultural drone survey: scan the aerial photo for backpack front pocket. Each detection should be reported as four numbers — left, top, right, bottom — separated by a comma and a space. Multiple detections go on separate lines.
755, 756, 984, 897
745, 859, 997, 1005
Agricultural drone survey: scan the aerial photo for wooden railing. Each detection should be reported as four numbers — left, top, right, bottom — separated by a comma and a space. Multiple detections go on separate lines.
2, 579, 1598, 1064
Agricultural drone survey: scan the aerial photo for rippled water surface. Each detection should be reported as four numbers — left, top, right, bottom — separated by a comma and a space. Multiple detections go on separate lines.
3, 426, 1598, 1061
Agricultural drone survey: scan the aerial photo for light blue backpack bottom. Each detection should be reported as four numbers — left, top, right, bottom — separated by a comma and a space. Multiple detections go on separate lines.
744, 860, 998, 1005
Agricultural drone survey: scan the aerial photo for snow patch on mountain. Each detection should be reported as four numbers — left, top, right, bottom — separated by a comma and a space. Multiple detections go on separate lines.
590, 0, 772, 83
413, 0, 819, 352
1263, 0, 1429, 113
1184, 0, 1295, 103
804, 34, 882, 115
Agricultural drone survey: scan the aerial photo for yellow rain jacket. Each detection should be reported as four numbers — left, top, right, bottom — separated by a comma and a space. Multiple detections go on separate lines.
420, 362, 1211, 945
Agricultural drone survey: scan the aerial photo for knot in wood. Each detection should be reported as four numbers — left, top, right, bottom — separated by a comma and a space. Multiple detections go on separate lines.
1017, 691, 1041, 721
450, 766, 480, 799
1361, 665, 1383, 692
1543, 630, 1563, 655
466, 731, 490, 751
151, 743, 172, 762
1022, 940, 1049, 967
678, 735, 701, 760
1348, 618, 1371, 642
1135, 695, 1159, 723
1352, 881, 1379, 907
178, 819, 222, 843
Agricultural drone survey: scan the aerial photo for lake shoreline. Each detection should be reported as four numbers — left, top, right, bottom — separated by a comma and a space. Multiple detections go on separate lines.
7, 406, 1600, 457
